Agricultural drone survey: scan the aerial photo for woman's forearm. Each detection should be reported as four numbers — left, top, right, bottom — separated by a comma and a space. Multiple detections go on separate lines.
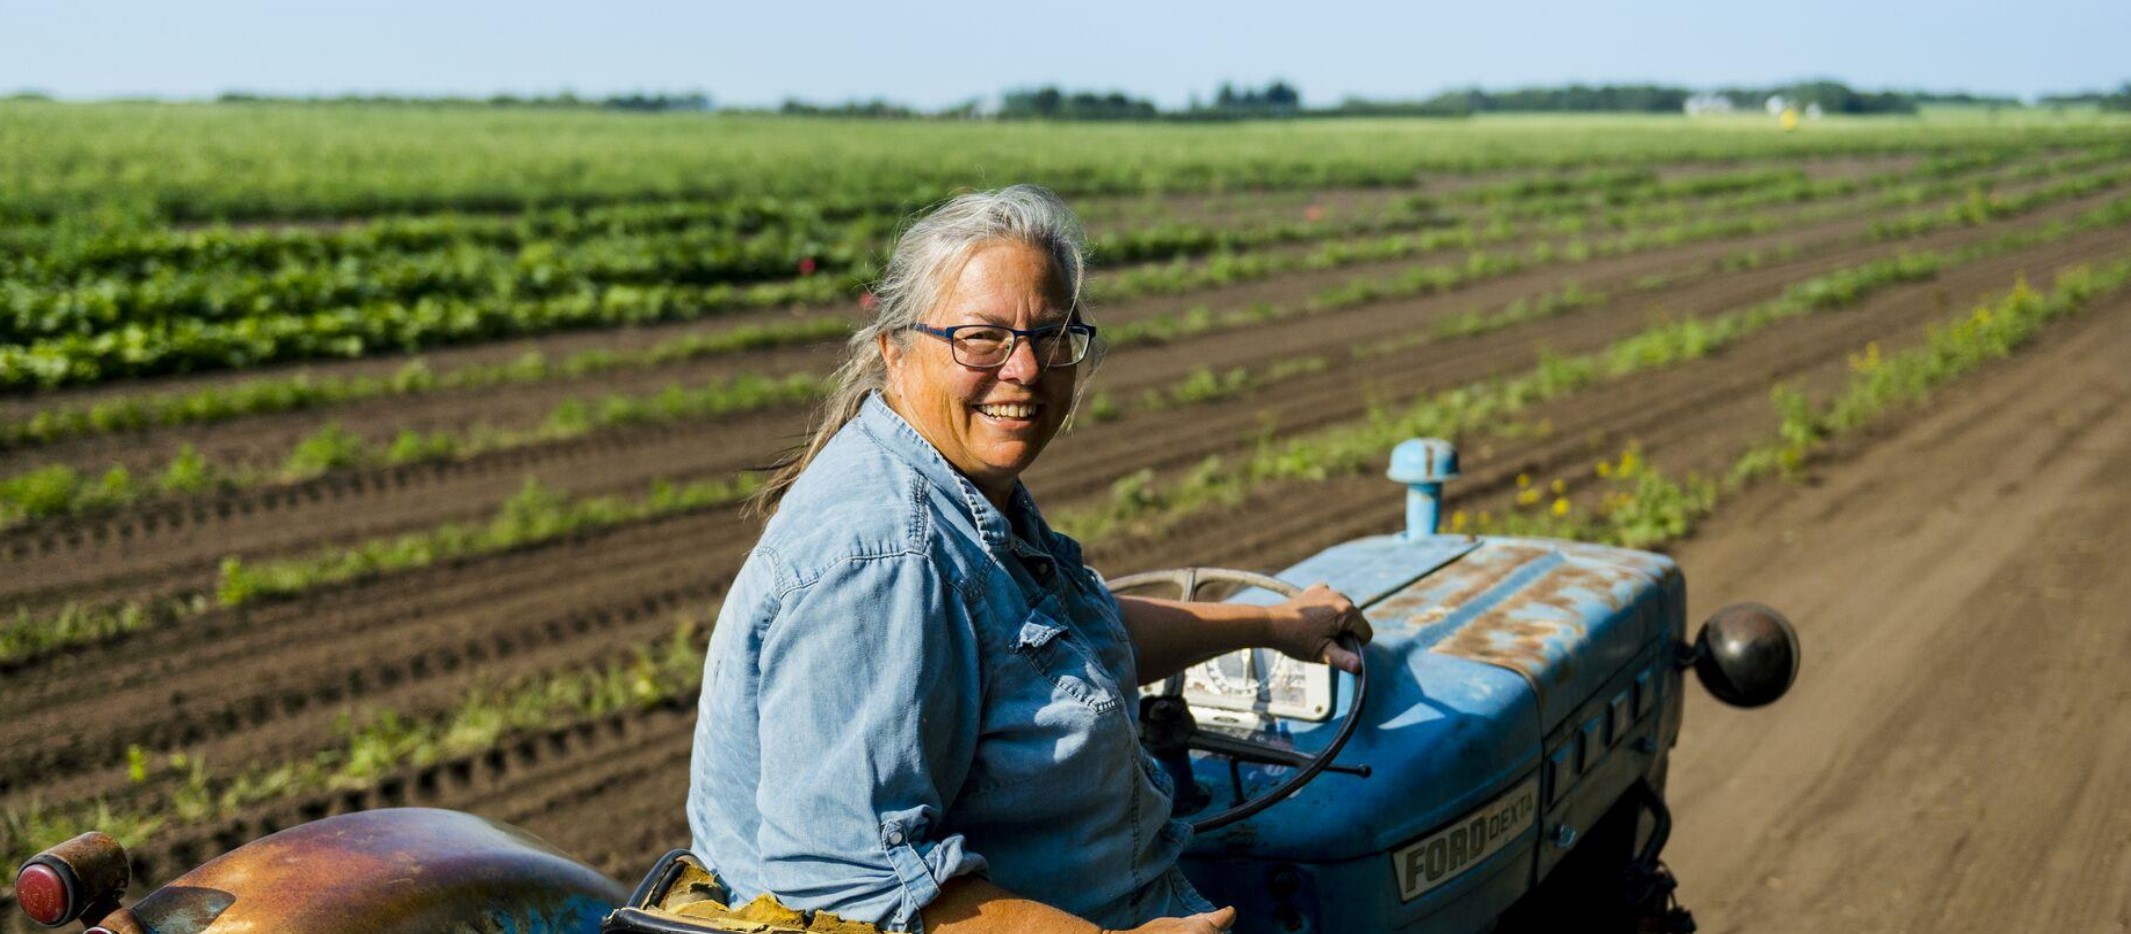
1115, 595, 1272, 684
921, 876, 1105, 933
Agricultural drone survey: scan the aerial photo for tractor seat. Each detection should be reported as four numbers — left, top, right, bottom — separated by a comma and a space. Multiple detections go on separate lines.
602, 850, 883, 934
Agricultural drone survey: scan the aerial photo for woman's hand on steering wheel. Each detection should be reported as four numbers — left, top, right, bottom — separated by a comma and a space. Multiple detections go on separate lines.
1264, 583, 1373, 674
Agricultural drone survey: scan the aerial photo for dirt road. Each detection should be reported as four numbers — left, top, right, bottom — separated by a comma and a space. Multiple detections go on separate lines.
1665, 292, 2131, 931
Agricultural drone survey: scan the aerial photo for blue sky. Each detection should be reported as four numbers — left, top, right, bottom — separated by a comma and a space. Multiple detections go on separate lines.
4, 0, 2125, 106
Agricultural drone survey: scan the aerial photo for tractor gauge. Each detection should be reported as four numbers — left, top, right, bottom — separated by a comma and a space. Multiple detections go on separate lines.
1175, 648, 1336, 724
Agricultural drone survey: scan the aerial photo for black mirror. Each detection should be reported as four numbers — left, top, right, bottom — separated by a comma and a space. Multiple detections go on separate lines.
1691, 603, 1799, 708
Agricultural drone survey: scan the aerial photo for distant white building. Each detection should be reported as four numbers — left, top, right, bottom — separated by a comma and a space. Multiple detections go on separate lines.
1683, 93, 1735, 116
1805, 102, 1825, 119
1765, 95, 1790, 115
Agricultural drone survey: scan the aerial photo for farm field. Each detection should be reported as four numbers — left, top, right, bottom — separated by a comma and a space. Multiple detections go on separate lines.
5, 105, 2131, 932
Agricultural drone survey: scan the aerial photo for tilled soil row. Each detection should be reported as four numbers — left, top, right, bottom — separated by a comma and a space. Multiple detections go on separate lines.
12, 214, 2122, 908
1103, 228, 2126, 578
1025, 185, 2131, 506
4, 166, 2093, 611
0, 497, 758, 801
1658, 292, 2131, 932
0, 411, 800, 608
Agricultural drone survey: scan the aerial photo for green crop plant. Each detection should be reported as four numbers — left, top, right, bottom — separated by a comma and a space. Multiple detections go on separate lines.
215, 473, 757, 608
1737, 258, 2131, 484
1133, 356, 1329, 412
156, 444, 220, 493
281, 424, 369, 479
5, 471, 752, 661
0, 316, 851, 453
0, 371, 825, 532
0, 602, 153, 664
1452, 446, 1720, 550
1, 797, 169, 877
0, 463, 136, 524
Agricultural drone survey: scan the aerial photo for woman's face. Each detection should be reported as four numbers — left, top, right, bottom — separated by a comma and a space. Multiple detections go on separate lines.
882, 240, 1079, 504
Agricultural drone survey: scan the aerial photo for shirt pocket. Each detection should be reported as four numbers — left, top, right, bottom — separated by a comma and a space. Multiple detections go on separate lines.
1011, 609, 1122, 714
966, 603, 1131, 800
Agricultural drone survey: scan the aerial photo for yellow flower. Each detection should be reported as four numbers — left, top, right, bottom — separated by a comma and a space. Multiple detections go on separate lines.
1551, 497, 1571, 517
1848, 341, 1882, 374
1595, 461, 1612, 479
1449, 510, 1469, 532
1517, 488, 1542, 506
1515, 473, 1531, 489
1550, 478, 1566, 495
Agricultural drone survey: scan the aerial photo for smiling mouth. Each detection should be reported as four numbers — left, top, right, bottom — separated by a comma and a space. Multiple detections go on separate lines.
975, 402, 1040, 421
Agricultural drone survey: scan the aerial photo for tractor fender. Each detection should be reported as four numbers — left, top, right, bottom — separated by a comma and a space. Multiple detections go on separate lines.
103, 808, 623, 934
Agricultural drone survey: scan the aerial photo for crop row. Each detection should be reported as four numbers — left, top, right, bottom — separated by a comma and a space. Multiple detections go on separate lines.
0, 278, 1596, 532
0, 372, 817, 529
0, 471, 752, 667
0, 186, 1927, 525
1, 202, 1438, 349
5, 147, 2071, 392
7, 145, 2035, 295
0, 207, 1478, 390
1477, 257, 2131, 542
5, 160, 2119, 527
1, 191, 1458, 334
1054, 191, 2131, 541
0, 279, 1600, 534
22, 143, 2046, 302
1101, 161, 2130, 352
0, 198, 1829, 459
0, 607, 711, 871
0, 319, 852, 451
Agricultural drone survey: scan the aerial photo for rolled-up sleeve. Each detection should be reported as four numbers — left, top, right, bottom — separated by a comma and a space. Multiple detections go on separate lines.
753, 550, 988, 931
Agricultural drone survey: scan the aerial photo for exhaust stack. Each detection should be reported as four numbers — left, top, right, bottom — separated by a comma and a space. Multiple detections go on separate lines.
1389, 438, 1460, 538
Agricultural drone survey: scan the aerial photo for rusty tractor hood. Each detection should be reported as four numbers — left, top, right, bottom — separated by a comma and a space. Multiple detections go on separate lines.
1184, 533, 1683, 873
1381, 536, 1680, 730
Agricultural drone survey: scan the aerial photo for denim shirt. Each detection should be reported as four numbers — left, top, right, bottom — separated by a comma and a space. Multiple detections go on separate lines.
688, 393, 1210, 932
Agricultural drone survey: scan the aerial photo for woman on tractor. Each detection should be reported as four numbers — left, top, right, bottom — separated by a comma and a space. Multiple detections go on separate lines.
688, 185, 1371, 934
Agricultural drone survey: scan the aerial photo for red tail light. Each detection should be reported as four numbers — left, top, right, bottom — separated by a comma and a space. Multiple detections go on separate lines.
15, 861, 73, 926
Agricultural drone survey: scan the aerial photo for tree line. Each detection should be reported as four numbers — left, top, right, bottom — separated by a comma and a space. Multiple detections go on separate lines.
211, 91, 713, 112
13, 78, 2127, 119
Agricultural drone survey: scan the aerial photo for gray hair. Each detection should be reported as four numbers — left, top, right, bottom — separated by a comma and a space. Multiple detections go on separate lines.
749, 184, 1093, 517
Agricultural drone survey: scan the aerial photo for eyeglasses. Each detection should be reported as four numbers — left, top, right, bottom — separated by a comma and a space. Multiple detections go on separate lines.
908, 321, 1099, 369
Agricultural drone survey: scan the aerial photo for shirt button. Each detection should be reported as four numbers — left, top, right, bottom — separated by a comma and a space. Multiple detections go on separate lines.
886, 830, 906, 846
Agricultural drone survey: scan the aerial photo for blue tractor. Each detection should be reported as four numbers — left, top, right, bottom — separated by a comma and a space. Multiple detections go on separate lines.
14, 439, 1797, 934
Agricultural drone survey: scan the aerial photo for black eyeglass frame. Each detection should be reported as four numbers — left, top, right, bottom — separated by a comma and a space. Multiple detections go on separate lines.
907, 321, 1100, 370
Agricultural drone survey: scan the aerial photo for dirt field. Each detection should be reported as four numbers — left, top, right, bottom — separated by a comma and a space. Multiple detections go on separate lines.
1667, 288, 2131, 933
5, 148, 2130, 931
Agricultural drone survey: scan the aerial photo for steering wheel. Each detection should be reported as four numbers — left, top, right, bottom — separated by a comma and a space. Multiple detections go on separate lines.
1106, 567, 1371, 832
